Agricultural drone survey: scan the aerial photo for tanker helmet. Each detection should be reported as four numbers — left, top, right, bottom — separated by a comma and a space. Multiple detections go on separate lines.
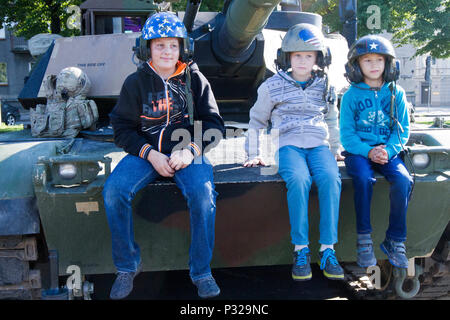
276, 23, 331, 71
138, 11, 193, 62
55, 67, 91, 100
344, 34, 400, 83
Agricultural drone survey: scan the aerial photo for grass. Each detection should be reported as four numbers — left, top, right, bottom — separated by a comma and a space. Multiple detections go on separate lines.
415, 120, 450, 126
0, 123, 24, 133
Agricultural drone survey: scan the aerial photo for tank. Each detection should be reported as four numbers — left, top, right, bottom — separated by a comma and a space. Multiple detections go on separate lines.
0, 0, 448, 300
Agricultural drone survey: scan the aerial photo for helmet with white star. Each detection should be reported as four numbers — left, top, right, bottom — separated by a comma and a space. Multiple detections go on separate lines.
137, 12, 193, 62
345, 35, 399, 83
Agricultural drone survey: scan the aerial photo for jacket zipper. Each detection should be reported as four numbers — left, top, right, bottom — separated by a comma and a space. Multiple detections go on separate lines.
148, 61, 186, 153
374, 89, 379, 144
157, 80, 170, 152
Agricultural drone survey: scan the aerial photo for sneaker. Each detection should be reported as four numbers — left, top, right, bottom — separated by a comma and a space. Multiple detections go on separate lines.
356, 234, 377, 268
109, 262, 143, 300
380, 239, 408, 268
192, 276, 220, 299
292, 247, 312, 281
318, 248, 344, 280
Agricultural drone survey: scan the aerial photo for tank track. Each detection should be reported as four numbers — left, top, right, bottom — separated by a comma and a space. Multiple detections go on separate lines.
0, 236, 42, 299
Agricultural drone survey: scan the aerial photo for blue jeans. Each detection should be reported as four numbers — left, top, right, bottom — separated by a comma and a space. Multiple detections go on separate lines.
102, 154, 218, 282
343, 153, 413, 242
277, 145, 341, 246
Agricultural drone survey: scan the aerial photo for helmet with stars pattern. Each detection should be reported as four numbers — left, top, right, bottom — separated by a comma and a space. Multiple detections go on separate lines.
138, 12, 193, 62
344, 35, 399, 83
142, 11, 188, 40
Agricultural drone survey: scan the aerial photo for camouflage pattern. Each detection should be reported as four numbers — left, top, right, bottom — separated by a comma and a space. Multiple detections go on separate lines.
30, 67, 98, 138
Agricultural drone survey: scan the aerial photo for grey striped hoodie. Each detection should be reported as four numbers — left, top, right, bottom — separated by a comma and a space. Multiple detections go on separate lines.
245, 71, 341, 159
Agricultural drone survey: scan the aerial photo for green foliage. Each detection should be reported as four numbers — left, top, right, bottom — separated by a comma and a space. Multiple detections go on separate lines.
0, 0, 83, 39
303, 0, 449, 58
0, 123, 23, 132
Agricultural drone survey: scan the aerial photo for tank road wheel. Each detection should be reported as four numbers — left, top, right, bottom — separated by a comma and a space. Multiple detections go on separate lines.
0, 236, 41, 299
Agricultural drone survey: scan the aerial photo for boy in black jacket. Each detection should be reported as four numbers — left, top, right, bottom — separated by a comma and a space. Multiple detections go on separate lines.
102, 12, 225, 299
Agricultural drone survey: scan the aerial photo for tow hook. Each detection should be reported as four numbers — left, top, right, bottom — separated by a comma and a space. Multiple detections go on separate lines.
393, 264, 423, 299
67, 280, 94, 300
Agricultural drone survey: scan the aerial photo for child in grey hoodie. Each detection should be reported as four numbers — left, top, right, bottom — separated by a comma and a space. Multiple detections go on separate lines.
244, 23, 343, 281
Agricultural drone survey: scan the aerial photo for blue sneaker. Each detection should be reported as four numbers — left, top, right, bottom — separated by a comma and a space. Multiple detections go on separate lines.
192, 276, 220, 299
318, 248, 344, 280
292, 247, 312, 281
380, 239, 408, 268
356, 234, 377, 268
110, 262, 143, 300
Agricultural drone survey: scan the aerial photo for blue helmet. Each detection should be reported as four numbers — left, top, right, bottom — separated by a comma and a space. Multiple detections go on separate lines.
141, 11, 188, 40
136, 12, 193, 62
347, 35, 396, 62
345, 35, 399, 83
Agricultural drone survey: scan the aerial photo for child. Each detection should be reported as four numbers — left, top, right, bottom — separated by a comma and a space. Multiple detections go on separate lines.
244, 23, 344, 281
340, 35, 413, 269
102, 12, 225, 299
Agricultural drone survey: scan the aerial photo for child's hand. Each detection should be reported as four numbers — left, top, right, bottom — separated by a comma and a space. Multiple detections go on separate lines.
148, 149, 175, 177
368, 145, 388, 165
169, 149, 194, 171
243, 157, 266, 167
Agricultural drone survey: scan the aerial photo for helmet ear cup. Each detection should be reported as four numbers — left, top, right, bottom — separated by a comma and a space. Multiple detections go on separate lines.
133, 37, 151, 62
317, 47, 332, 69
275, 48, 290, 71
384, 58, 400, 82
180, 37, 195, 62
344, 60, 364, 83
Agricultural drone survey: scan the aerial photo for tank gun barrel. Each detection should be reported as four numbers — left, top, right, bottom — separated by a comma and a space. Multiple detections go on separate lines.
213, 0, 281, 63
183, 0, 202, 33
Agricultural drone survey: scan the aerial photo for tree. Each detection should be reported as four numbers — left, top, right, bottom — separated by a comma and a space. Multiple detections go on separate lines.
0, 0, 84, 39
303, 0, 449, 58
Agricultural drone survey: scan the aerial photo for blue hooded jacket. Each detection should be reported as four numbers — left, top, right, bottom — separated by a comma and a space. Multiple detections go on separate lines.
340, 82, 409, 159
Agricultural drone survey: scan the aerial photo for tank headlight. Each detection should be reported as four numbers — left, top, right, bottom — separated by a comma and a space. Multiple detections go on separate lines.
412, 153, 430, 169
58, 163, 77, 180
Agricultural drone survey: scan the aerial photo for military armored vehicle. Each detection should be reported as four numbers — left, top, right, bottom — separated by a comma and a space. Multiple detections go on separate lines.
0, 0, 448, 300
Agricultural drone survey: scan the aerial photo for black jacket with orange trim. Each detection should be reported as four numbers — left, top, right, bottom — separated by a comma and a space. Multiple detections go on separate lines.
110, 61, 225, 159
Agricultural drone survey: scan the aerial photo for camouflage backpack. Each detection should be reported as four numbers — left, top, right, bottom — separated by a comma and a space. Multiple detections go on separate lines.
30, 67, 98, 138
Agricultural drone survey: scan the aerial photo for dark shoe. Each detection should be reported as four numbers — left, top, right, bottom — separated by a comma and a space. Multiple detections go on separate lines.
380, 239, 408, 268
292, 247, 312, 281
356, 234, 377, 268
318, 248, 344, 280
110, 262, 143, 300
192, 276, 220, 299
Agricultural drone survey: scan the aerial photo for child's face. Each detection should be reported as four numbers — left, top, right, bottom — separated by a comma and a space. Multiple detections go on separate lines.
290, 51, 317, 80
150, 37, 180, 72
358, 53, 385, 82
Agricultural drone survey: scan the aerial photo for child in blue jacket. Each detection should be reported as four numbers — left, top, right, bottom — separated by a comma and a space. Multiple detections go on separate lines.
340, 35, 413, 269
